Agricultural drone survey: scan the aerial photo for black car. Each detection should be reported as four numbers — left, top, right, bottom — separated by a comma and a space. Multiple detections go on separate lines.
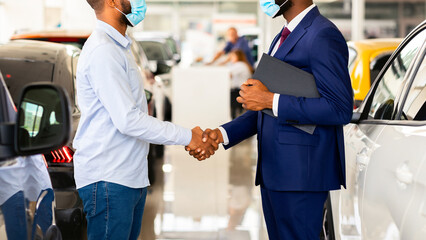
0, 69, 71, 239
0, 40, 85, 239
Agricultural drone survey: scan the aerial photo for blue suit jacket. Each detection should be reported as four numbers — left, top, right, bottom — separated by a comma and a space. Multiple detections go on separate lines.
222, 7, 353, 192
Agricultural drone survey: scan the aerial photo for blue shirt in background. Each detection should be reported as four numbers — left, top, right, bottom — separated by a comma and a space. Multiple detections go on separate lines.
223, 36, 255, 66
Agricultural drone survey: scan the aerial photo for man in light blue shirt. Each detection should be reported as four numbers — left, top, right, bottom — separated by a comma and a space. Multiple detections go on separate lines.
74, 0, 217, 239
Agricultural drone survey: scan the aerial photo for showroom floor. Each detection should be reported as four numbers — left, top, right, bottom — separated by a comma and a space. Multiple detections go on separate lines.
138, 136, 269, 240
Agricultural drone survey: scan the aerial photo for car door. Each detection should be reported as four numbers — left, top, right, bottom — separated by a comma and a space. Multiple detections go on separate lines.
380, 38, 426, 240
359, 26, 426, 239
333, 23, 425, 240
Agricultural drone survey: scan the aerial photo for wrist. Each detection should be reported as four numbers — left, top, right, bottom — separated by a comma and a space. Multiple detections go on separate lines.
265, 92, 274, 109
214, 128, 224, 143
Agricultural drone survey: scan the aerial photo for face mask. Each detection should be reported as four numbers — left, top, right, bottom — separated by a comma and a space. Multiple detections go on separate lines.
260, 0, 289, 18
115, 0, 147, 27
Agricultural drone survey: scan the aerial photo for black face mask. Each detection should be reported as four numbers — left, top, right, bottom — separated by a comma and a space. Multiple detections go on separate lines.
273, 0, 293, 18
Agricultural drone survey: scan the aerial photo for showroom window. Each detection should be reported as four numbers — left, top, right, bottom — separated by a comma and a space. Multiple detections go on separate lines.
366, 30, 425, 120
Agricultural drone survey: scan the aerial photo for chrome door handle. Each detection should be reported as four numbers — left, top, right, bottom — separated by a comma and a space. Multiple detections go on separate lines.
396, 164, 413, 185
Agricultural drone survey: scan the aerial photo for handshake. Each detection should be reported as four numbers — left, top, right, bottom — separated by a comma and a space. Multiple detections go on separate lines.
184, 79, 274, 161
185, 127, 224, 161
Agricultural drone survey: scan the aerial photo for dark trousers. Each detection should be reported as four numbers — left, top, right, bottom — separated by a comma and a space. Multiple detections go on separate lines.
261, 187, 328, 240
231, 88, 243, 119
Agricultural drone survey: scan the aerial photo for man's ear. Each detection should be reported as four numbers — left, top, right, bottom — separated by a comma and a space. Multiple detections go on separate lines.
106, 0, 117, 8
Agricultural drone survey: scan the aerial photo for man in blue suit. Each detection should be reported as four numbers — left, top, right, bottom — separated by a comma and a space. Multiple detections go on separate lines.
188, 0, 353, 239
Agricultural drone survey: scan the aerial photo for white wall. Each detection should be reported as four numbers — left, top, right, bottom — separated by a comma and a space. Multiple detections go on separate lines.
0, 3, 6, 42
0, 0, 96, 42
0, 0, 44, 42
61, 0, 96, 31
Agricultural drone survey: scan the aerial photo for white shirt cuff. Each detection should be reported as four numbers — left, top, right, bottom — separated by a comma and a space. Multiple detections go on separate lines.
273, 93, 280, 117
182, 128, 193, 146
218, 127, 230, 146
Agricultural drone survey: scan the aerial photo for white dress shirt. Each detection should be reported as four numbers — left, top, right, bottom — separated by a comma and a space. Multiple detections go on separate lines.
219, 4, 316, 145
73, 20, 192, 189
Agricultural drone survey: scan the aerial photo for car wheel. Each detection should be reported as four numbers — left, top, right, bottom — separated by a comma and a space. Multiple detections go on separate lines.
320, 195, 335, 240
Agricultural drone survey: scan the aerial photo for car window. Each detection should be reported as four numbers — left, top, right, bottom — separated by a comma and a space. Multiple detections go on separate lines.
0, 59, 54, 105
366, 30, 425, 120
400, 55, 426, 121
370, 53, 392, 86
166, 38, 178, 54
139, 41, 173, 61
348, 46, 357, 73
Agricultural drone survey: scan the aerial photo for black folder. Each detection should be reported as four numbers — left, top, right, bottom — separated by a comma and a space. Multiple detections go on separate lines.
253, 53, 320, 134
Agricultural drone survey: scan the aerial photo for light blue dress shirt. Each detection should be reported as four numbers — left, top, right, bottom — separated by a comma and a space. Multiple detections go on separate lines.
73, 20, 192, 189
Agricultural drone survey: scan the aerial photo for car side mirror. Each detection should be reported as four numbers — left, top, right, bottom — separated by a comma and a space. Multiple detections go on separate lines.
15, 84, 71, 155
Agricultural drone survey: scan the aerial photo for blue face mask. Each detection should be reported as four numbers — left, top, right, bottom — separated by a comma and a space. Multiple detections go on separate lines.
260, 0, 288, 18
116, 0, 147, 27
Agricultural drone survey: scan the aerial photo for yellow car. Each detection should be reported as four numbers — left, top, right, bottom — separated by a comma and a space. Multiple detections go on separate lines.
348, 39, 402, 107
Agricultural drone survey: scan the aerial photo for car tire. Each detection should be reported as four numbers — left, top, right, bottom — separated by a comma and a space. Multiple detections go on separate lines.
320, 194, 335, 240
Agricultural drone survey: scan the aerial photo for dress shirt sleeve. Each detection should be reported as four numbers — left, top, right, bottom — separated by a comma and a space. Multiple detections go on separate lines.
272, 93, 280, 117
87, 44, 192, 146
218, 127, 229, 145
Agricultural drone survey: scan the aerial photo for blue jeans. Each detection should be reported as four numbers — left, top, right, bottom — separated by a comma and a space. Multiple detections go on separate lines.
78, 181, 147, 240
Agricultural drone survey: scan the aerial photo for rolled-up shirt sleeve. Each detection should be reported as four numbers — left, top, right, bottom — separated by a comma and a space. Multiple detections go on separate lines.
87, 44, 192, 146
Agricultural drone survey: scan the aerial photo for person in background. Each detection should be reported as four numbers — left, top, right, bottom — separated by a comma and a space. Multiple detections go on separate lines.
228, 50, 254, 119
208, 27, 255, 67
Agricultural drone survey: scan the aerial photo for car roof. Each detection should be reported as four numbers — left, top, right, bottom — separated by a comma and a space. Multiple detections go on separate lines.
348, 38, 402, 50
11, 30, 91, 40
0, 40, 79, 64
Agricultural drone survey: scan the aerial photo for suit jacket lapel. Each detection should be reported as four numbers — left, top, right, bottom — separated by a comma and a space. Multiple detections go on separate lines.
268, 30, 282, 55
274, 7, 320, 59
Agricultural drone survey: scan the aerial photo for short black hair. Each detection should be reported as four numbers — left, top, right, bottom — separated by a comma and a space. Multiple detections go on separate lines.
87, 0, 104, 12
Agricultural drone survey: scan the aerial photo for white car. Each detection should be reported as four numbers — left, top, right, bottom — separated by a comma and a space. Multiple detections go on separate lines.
323, 20, 426, 240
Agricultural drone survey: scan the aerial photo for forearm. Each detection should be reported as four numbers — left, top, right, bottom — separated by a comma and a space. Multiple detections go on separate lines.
116, 109, 192, 146
276, 94, 353, 125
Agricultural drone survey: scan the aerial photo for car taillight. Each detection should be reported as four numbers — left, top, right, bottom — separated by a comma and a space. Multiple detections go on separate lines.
43, 146, 74, 164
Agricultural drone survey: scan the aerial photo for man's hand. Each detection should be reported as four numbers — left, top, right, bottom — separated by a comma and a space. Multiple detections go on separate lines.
237, 79, 274, 111
185, 128, 223, 161
185, 127, 219, 161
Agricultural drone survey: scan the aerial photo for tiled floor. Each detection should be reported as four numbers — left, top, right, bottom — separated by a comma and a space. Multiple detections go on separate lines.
139, 137, 269, 240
